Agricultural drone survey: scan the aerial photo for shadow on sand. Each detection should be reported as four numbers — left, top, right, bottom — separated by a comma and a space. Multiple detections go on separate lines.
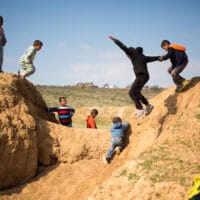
157, 76, 200, 138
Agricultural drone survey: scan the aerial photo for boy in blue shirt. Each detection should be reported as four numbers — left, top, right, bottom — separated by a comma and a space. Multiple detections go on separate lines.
103, 116, 130, 164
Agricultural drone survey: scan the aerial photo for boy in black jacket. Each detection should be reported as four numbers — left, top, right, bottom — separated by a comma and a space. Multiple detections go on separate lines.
159, 40, 188, 92
108, 35, 159, 118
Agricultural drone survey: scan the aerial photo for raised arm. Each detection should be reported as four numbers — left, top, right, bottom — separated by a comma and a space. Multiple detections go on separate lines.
108, 35, 131, 56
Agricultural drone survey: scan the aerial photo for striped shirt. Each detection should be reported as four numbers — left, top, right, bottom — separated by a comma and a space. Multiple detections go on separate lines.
48, 106, 75, 126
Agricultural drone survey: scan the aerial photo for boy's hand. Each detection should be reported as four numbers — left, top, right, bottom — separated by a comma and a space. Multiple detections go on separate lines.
108, 35, 115, 41
158, 56, 163, 61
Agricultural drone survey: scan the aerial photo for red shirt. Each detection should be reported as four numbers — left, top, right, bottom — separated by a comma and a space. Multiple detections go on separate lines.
86, 115, 97, 129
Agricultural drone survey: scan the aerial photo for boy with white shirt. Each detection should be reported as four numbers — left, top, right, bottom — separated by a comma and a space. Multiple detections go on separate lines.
19, 40, 43, 77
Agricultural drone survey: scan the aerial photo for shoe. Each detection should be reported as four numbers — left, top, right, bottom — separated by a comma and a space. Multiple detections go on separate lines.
145, 104, 154, 115
115, 147, 121, 155
136, 109, 146, 118
103, 155, 110, 164
175, 84, 184, 92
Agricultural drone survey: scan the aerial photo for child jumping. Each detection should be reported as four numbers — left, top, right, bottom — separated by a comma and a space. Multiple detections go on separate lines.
109, 36, 159, 118
47, 97, 75, 128
0, 16, 7, 73
159, 40, 188, 92
103, 116, 130, 164
86, 109, 98, 129
19, 40, 43, 78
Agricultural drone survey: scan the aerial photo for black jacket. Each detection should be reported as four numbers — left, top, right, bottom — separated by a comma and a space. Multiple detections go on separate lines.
162, 47, 188, 68
113, 39, 159, 76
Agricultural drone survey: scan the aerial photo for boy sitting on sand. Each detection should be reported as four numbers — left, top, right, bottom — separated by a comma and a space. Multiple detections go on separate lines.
103, 116, 130, 164
47, 97, 75, 128
86, 109, 98, 129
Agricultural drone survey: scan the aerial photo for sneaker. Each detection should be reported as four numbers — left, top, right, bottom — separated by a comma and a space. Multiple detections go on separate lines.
136, 109, 146, 118
145, 104, 154, 115
103, 155, 110, 164
175, 84, 184, 93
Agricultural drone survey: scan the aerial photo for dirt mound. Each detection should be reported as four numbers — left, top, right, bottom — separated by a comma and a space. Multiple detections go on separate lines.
0, 74, 200, 200
0, 73, 109, 190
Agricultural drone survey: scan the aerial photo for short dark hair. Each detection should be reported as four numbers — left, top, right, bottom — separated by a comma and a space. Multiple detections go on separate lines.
112, 116, 122, 124
91, 109, 98, 116
59, 97, 66, 102
161, 40, 170, 47
0, 16, 3, 21
33, 40, 43, 47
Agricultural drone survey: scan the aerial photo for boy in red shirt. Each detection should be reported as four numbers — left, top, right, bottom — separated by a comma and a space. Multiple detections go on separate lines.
86, 109, 98, 129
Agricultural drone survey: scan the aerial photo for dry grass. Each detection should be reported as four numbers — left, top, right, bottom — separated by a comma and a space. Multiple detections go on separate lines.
36, 85, 163, 107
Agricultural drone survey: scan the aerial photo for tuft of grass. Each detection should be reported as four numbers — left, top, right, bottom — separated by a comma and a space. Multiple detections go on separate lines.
195, 113, 200, 119
119, 169, 127, 177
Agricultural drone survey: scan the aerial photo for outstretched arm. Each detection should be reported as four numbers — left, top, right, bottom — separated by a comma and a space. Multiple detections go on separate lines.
108, 35, 131, 56
47, 107, 58, 112
159, 48, 173, 61
146, 56, 159, 63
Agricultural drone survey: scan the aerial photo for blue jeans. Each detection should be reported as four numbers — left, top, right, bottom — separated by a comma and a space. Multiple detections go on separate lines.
190, 194, 200, 200
106, 137, 124, 159
0, 46, 3, 72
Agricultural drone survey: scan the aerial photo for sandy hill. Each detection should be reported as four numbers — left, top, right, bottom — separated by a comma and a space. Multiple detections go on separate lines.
0, 73, 200, 200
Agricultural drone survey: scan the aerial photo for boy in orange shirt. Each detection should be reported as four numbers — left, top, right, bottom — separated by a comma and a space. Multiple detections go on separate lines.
86, 109, 98, 129
159, 40, 188, 92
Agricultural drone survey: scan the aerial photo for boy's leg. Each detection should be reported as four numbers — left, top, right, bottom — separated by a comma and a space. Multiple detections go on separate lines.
129, 77, 145, 110
106, 144, 116, 160
20, 64, 35, 77
170, 61, 188, 86
0, 46, 3, 72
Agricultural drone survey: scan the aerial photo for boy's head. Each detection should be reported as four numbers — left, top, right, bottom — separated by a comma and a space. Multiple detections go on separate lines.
0, 16, 3, 27
90, 109, 98, 118
112, 116, 122, 124
161, 40, 171, 51
33, 40, 43, 51
59, 97, 67, 106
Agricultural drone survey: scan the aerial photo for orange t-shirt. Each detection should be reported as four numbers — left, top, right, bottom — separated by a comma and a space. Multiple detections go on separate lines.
86, 115, 97, 129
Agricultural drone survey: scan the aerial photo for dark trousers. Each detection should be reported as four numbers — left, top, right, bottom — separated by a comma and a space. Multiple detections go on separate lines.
190, 193, 200, 200
168, 60, 188, 86
129, 74, 149, 110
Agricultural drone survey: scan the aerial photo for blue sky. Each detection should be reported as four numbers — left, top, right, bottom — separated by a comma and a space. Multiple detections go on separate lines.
1, 0, 200, 87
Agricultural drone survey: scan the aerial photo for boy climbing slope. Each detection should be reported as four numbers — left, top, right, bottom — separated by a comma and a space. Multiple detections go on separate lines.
103, 116, 130, 164
159, 40, 189, 92
109, 35, 159, 118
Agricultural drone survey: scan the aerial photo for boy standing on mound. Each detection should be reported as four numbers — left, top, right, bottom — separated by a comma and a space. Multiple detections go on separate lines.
86, 109, 98, 129
103, 116, 130, 164
159, 40, 189, 92
109, 35, 159, 118
47, 97, 75, 128
19, 40, 43, 78
0, 16, 7, 73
